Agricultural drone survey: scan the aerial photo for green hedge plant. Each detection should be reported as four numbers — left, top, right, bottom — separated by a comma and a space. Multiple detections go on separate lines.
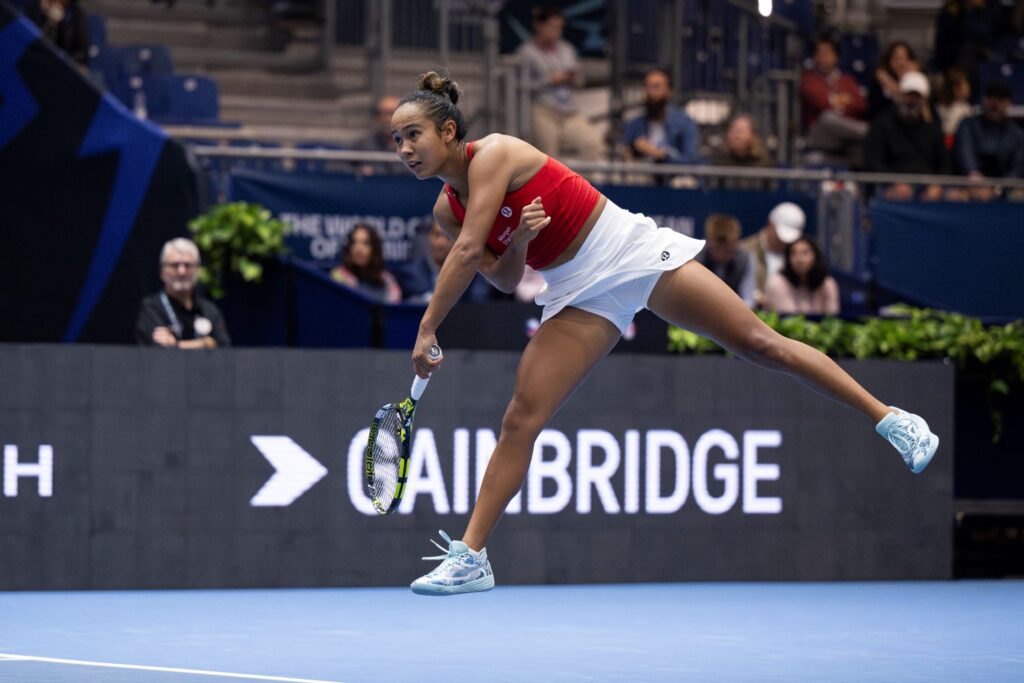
188, 202, 289, 298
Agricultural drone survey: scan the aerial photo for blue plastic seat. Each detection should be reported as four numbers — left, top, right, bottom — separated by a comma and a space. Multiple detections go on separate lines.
121, 43, 174, 77
87, 13, 107, 48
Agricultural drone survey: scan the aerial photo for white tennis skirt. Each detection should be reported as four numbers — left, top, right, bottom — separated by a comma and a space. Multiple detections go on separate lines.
535, 199, 706, 331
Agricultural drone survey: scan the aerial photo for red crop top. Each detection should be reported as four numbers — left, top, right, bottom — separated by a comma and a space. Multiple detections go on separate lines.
443, 142, 601, 269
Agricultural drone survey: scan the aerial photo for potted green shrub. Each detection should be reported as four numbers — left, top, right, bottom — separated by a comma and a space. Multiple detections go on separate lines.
188, 202, 289, 299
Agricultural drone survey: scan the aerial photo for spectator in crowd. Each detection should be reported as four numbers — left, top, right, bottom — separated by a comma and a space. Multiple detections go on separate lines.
697, 214, 756, 308
621, 67, 700, 166
517, 5, 605, 161
935, 68, 973, 146
868, 40, 920, 119
953, 82, 1024, 199
740, 202, 806, 307
800, 37, 868, 164
331, 224, 403, 304
350, 95, 404, 175
864, 71, 950, 201
709, 113, 775, 190
933, 0, 1003, 98
25, 0, 89, 65
420, 222, 493, 304
135, 238, 231, 348
763, 236, 840, 316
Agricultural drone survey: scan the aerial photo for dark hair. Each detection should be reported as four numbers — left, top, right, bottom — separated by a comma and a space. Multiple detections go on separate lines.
813, 36, 841, 58
781, 237, 828, 291
936, 68, 969, 106
397, 71, 468, 142
342, 224, 387, 286
644, 66, 673, 87
984, 81, 1013, 101
532, 4, 563, 24
879, 40, 916, 76
704, 214, 741, 243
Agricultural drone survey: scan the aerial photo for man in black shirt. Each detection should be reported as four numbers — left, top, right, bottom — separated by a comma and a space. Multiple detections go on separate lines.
135, 238, 231, 348
864, 71, 950, 201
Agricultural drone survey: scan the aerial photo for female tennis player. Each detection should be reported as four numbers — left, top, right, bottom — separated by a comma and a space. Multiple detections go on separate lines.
395, 72, 938, 596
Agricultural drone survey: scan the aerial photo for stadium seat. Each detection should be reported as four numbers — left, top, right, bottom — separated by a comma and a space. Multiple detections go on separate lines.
87, 43, 123, 91
980, 62, 1024, 103
87, 14, 107, 48
840, 33, 879, 87
121, 43, 175, 77
141, 74, 220, 124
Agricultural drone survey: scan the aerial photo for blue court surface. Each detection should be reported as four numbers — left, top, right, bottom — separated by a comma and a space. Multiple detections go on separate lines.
1, 581, 1021, 682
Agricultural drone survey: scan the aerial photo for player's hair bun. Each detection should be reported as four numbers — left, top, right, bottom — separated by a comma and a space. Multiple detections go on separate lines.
417, 71, 461, 106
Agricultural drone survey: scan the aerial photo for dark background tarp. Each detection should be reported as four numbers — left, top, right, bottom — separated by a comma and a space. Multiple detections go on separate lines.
871, 200, 1024, 320
0, 5, 199, 344
0, 345, 953, 590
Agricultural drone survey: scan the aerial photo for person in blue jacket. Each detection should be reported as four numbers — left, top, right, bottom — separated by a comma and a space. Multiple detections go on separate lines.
621, 67, 700, 166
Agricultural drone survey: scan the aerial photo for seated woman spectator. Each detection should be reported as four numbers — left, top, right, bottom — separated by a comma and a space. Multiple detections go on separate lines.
868, 40, 920, 119
25, 0, 89, 66
936, 68, 972, 147
330, 224, 402, 304
762, 236, 840, 316
709, 113, 775, 190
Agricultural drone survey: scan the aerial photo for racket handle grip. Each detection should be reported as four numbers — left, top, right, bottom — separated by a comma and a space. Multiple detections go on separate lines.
411, 345, 443, 401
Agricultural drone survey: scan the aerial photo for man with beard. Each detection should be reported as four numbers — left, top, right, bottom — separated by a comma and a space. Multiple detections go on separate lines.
864, 71, 950, 200
953, 81, 1024, 200
135, 238, 231, 348
621, 66, 700, 167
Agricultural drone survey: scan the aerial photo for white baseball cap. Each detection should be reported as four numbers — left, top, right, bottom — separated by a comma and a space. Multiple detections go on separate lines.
899, 71, 930, 97
768, 202, 806, 244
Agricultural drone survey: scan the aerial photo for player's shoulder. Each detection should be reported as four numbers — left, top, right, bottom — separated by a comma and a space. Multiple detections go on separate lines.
470, 134, 544, 172
471, 133, 528, 157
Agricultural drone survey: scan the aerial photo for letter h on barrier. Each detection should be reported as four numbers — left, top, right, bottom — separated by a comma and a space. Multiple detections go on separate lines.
3, 445, 54, 497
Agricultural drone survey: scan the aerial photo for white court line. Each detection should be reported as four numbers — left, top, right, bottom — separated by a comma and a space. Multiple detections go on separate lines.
0, 654, 345, 682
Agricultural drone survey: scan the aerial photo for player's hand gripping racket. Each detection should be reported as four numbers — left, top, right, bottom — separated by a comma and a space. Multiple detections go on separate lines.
364, 344, 443, 515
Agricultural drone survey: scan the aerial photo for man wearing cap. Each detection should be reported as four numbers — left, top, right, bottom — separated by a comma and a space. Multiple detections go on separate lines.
953, 81, 1024, 200
864, 71, 950, 201
740, 202, 806, 307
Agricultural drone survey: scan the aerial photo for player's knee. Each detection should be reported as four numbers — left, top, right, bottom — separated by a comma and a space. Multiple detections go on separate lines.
500, 395, 545, 443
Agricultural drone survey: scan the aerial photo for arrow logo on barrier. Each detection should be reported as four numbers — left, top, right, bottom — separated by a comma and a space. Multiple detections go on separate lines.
249, 436, 328, 507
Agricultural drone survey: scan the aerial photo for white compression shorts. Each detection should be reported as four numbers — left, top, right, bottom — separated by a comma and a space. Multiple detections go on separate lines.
534, 199, 705, 332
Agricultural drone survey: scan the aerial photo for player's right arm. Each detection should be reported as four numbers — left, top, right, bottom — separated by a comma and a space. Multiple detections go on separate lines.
433, 193, 549, 294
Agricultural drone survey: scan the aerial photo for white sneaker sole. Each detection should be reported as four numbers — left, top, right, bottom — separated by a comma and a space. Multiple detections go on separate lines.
410, 573, 495, 596
911, 434, 939, 474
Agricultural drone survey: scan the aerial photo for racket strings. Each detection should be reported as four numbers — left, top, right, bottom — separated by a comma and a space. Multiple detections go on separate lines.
368, 407, 405, 505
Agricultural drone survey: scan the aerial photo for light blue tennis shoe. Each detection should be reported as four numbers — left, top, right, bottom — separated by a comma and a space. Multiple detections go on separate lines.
410, 530, 495, 596
876, 407, 939, 473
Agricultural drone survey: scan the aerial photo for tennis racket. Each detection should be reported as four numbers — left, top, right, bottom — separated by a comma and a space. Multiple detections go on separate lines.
364, 344, 443, 515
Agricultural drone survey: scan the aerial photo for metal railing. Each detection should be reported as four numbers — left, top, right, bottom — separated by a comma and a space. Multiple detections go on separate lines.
186, 143, 1024, 291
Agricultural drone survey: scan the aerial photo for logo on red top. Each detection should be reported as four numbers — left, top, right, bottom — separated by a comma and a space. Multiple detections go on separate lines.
501, 206, 513, 218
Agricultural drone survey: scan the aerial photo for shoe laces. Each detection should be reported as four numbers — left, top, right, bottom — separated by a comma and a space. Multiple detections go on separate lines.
421, 530, 468, 576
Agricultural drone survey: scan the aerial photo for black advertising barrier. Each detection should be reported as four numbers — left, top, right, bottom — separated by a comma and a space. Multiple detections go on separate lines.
0, 344, 952, 589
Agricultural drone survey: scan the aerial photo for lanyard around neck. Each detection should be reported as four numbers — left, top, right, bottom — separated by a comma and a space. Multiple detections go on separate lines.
159, 292, 183, 339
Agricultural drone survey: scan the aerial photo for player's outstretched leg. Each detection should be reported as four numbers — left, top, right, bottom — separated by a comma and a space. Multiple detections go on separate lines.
410, 308, 621, 595
646, 261, 937, 473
